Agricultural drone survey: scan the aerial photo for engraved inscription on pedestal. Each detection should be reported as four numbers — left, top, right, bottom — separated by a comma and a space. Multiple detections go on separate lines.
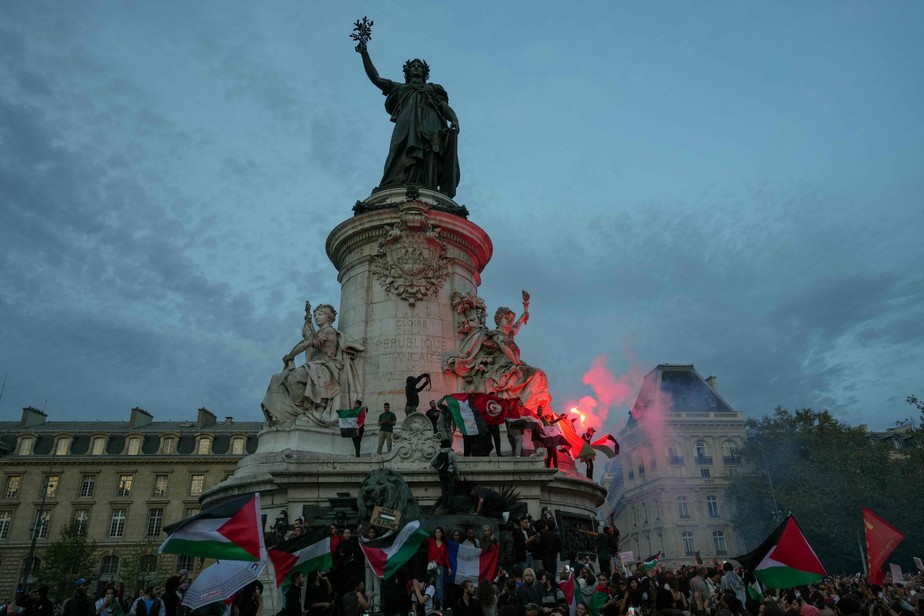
371, 206, 450, 306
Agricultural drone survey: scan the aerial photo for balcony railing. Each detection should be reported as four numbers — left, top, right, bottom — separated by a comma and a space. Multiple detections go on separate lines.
695, 455, 713, 465
668, 456, 684, 465
723, 455, 742, 465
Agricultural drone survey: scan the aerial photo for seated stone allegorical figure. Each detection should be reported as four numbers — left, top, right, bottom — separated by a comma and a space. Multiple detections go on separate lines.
262, 301, 364, 428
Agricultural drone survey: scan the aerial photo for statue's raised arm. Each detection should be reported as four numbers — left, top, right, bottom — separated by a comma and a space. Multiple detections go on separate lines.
351, 17, 461, 198
355, 40, 394, 92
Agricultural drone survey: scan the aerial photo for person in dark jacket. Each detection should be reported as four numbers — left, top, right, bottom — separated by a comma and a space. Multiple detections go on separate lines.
63, 579, 96, 616
129, 587, 162, 616
285, 573, 306, 616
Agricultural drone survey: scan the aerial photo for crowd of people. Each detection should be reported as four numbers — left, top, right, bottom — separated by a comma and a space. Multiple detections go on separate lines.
0, 571, 263, 616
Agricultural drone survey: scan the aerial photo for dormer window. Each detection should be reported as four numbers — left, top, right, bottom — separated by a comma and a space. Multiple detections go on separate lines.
91, 437, 107, 455
231, 437, 246, 455
161, 436, 177, 455
18, 437, 34, 456
54, 437, 71, 456
126, 437, 142, 455
197, 437, 212, 455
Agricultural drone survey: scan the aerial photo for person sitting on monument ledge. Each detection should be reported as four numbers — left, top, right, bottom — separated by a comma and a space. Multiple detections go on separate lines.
405, 373, 431, 416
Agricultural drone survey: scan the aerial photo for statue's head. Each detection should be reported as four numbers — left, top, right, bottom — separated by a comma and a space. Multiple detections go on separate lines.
403, 58, 430, 82
314, 304, 337, 325
494, 307, 515, 327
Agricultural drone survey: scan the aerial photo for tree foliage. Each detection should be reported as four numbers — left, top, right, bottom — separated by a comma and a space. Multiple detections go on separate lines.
35, 521, 99, 603
726, 404, 923, 574
120, 538, 172, 596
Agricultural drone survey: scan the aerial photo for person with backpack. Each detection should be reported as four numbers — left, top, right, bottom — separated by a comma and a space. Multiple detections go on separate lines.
430, 439, 459, 512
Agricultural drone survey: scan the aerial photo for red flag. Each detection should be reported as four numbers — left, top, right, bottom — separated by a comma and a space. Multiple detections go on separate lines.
468, 393, 508, 425
864, 508, 905, 585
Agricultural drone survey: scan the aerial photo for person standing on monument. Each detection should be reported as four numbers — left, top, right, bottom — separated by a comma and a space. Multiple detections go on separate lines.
377, 402, 397, 454
355, 38, 461, 198
581, 427, 596, 479
404, 373, 431, 416
430, 438, 459, 512
425, 400, 440, 434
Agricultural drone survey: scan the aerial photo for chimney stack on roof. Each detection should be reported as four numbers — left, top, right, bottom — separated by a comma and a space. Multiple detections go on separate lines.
197, 407, 217, 429
130, 407, 154, 429
20, 407, 47, 428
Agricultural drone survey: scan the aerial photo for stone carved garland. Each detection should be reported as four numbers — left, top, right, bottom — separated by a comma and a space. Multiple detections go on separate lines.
370, 205, 450, 305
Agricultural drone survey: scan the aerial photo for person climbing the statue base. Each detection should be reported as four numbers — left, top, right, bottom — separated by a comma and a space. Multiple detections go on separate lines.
430, 438, 459, 512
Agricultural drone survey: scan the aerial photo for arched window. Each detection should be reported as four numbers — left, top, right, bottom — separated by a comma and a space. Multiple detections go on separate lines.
22, 556, 41, 582
666, 444, 683, 465
694, 441, 712, 464
681, 531, 695, 555
722, 440, 739, 464
100, 555, 120, 578
627, 455, 635, 480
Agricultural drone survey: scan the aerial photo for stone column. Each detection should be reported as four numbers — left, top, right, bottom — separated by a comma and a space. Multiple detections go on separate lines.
326, 187, 493, 412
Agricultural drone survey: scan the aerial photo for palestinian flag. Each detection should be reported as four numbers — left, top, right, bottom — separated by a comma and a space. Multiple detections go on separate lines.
588, 585, 610, 616
360, 520, 429, 579
337, 405, 366, 438
468, 393, 508, 426
864, 508, 905, 585
591, 435, 620, 457
268, 528, 332, 588
554, 413, 595, 459
447, 540, 499, 585
159, 493, 265, 562
642, 551, 661, 570
733, 514, 826, 588
444, 395, 479, 436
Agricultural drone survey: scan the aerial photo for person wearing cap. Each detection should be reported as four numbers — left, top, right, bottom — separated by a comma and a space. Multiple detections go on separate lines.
63, 579, 95, 616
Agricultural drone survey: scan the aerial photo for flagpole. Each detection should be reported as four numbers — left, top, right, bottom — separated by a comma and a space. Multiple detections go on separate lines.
857, 530, 867, 575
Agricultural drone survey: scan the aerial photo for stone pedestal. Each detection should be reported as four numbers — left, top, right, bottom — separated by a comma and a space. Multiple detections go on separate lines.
326, 188, 492, 411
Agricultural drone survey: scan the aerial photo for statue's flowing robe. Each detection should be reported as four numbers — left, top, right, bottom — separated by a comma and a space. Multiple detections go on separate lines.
378, 80, 460, 197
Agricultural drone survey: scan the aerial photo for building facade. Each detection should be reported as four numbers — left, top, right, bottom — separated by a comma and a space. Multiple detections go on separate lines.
601, 364, 747, 568
0, 406, 260, 597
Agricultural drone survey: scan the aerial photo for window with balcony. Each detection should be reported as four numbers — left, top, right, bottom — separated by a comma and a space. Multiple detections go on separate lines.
707, 496, 720, 518
677, 496, 689, 518
146, 508, 164, 537
189, 474, 205, 496
117, 475, 133, 497
4, 476, 21, 499
681, 531, 695, 555
109, 509, 126, 538
667, 445, 683, 465
694, 441, 713, 464
713, 531, 727, 555
723, 440, 740, 465
701, 468, 711, 478
153, 475, 168, 497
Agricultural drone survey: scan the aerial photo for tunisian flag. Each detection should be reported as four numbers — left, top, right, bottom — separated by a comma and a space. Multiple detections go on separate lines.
864, 508, 905, 584
468, 393, 509, 425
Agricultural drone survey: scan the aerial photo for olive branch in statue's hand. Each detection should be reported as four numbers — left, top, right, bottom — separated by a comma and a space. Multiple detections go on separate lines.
351, 16, 373, 52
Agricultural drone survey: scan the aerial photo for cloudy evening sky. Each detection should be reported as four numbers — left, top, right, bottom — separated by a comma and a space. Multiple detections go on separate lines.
1, 2, 922, 432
